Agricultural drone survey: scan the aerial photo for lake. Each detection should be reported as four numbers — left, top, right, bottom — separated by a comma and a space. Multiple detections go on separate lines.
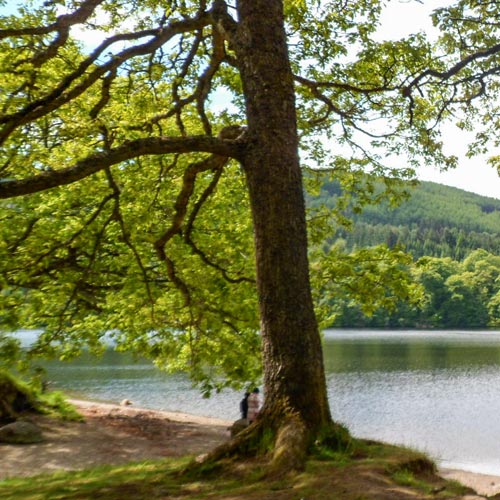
13, 329, 500, 475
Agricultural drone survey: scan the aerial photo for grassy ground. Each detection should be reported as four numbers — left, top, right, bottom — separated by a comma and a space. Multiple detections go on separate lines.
0, 439, 481, 500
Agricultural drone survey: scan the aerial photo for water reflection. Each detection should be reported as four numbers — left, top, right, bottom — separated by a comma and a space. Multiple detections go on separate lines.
11, 328, 500, 475
323, 329, 500, 372
41, 349, 242, 422
324, 330, 500, 474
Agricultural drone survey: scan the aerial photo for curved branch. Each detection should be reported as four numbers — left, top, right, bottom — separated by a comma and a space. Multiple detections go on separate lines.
171, 31, 204, 136
183, 168, 254, 284
196, 27, 227, 135
0, 135, 244, 199
153, 129, 247, 306
0, 13, 212, 145
0, 0, 105, 39
142, 26, 227, 135
294, 74, 396, 95
211, 0, 239, 45
154, 153, 229, 253
56, 209, 114, 332
31, 192, 115, 269
104, 166, 156, 309
294, 74, 402, 139
153, 152, 207, 308
403, 42, 500, 96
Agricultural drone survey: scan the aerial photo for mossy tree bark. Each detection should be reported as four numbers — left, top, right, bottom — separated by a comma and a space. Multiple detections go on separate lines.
230, 0, 333, 457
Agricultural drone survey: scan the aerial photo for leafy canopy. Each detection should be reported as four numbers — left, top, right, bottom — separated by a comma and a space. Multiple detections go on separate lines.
1, 0, 500, 391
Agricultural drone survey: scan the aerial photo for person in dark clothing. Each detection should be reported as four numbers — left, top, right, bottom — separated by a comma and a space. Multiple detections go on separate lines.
240, 391, 250, 419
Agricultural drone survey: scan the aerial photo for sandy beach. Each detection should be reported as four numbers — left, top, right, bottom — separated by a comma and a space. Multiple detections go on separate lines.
68, 398, 232, 426
0, 398, 231, 481
2, 399, 500, 498
438, 468, 500, 498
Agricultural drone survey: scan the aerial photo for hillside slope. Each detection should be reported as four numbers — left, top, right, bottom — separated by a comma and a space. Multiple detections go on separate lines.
311, 179, 500, 259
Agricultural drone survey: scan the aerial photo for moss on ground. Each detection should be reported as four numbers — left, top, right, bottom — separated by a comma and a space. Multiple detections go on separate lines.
0, 438, 478, 500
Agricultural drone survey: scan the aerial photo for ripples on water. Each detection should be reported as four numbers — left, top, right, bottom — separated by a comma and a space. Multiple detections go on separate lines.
325, 329, 500, 475
12, 328, 500, 475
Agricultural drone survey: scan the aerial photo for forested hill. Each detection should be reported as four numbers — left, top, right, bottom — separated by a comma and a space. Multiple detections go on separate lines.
313, 179, 500, 259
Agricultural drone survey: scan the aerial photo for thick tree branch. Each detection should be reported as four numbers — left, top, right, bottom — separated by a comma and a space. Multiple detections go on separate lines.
196, 27, 227, 135
404, 42, 500, 93
294, 74, 396, 95
151, 143, 252, 307
154, 154, 229, 253
0, 0, 105, 38
171, 31, 204, 136
0, 135, 244, 199
153, 134, 240, 306
211, 0, 239, 46
403, 42, 500, 124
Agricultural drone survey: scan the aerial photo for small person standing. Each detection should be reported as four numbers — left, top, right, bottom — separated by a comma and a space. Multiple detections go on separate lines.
240, 391, 250, 420
247, 387, 261, 423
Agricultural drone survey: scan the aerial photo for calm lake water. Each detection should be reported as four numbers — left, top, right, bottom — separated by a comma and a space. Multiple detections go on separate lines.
13, 329, 500, 475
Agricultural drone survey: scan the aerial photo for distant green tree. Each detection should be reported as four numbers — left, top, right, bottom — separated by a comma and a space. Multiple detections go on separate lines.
334, 250, 500, 329
444, 272, 487, 327
411, 257, 459, 327
488, 292, 500, 327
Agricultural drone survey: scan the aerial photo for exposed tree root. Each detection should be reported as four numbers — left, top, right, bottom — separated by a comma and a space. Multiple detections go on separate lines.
267, 415, 308, 476
185, 410, 352, 479
198, 420, 270, 465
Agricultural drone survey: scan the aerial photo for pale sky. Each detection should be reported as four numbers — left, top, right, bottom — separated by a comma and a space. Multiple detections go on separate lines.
378, 1, 500, 200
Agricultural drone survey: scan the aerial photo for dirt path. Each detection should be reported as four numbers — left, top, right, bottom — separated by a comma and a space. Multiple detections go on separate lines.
0, 399, 231, 480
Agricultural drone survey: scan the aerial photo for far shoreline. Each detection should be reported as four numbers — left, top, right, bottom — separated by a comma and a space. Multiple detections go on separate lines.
438, 468, 500, 497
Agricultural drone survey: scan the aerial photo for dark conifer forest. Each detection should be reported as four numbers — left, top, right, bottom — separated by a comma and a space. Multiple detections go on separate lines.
314, 179, 500, 259
309, 179, 500, 329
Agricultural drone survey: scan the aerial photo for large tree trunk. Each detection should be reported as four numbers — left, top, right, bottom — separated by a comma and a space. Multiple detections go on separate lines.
234, 0, 332, 439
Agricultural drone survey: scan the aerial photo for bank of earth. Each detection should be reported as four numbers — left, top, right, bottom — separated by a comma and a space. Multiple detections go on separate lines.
0, 399, 499, 499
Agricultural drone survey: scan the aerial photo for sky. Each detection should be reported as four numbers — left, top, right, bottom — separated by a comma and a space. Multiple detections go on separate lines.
378, 1, 500, 200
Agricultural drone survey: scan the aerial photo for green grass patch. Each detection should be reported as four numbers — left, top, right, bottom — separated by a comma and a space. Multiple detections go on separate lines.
0, 459, 190, 500
37, 391, 83, 421
391, 468, 432, 492
0, 439, 473, 500
0, 369, 82, 422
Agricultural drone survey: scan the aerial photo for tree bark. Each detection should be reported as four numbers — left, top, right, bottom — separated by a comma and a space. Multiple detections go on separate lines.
233, 0, 332, 436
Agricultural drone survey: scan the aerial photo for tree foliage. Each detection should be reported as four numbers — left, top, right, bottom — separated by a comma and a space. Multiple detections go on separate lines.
2, 0, 500, 465
0, 0, 424, 378
331, 249, 500, 329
